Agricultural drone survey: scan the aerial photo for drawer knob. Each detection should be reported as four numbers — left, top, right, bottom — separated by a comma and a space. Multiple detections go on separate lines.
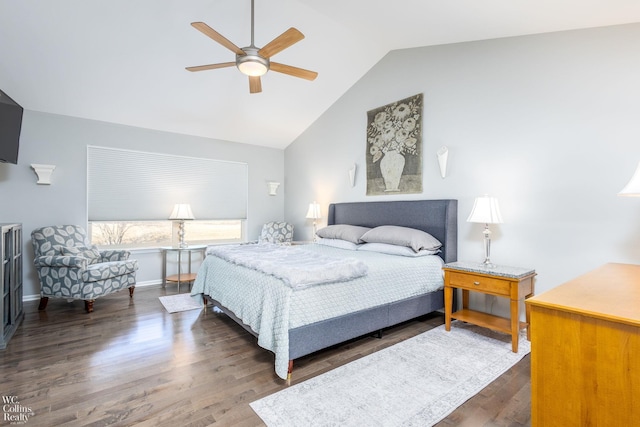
473, 281, 480, 285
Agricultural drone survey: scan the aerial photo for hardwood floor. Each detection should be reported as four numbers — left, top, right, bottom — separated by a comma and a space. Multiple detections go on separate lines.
0, 285, 531, 426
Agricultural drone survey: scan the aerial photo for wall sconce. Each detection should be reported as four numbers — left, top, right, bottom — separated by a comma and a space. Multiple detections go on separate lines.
348, 163, 357, 187
618, 161, 640, 196
437, 146, 448, 179
31, 164, 56, 185
268, 181, 280, 196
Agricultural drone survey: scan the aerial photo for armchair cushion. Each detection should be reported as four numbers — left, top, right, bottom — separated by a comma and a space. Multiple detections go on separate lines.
82, 260, 138, 283
60, 245, 102, 264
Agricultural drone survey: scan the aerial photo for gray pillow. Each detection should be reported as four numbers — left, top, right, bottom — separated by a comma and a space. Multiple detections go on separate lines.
360, 225, 442, 253
316, 225, 371, 244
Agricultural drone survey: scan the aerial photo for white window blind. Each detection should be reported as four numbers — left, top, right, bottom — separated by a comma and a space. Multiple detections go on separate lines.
87, 146, 248, 221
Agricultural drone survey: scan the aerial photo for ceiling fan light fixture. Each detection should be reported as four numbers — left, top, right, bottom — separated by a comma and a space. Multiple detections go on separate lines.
237, 49, 269, 76
237, 59, 268, 76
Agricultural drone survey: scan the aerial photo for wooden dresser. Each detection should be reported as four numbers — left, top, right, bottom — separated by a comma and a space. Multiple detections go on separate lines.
526, 263, 640, 426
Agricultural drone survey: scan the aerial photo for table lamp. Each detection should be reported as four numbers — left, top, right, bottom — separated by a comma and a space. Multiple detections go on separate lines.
467, 195, 503, 268
306, 201, 321, 242
169, 203, 195, 248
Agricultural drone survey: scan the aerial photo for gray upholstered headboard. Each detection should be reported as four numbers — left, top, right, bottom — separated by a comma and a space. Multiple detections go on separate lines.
327, 199, 458, 263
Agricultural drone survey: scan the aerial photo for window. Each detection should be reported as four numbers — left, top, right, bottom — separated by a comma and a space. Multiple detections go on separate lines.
87, 146, 248, 248
89, 220, 243, 249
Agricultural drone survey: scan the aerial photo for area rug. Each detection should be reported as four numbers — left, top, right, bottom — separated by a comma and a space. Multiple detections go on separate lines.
250, 321, 530, 427
159, 293, 203, 313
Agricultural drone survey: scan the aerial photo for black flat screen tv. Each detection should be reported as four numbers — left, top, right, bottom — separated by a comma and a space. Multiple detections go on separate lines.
0, 89, 23, 164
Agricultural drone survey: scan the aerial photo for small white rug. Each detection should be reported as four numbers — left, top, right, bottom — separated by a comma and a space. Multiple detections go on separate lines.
159, 293, 203, 313
250, 321, 530, 427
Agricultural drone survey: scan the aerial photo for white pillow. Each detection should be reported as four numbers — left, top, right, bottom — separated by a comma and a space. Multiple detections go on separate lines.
360, 225, 442, 253
316, 237, 360, 251
357, 242, 440, 257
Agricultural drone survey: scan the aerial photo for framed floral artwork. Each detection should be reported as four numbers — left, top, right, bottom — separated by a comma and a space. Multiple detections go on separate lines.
366, 93, 423, 195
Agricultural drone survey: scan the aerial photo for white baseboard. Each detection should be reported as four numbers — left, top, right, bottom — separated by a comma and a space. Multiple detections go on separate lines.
23, 280, 163, 302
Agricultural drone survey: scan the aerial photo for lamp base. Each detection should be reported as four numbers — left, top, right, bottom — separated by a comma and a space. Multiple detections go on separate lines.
481, 225, 495, 269
178, 220, 188, 249
480, 259, 496, 269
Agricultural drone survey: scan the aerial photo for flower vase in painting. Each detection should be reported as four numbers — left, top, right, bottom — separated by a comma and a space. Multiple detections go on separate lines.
379, 149, 405, 191
366, 94, 423, 195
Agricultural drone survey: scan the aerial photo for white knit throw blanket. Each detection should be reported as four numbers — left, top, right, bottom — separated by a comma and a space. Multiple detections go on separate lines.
207, 244, 368, 289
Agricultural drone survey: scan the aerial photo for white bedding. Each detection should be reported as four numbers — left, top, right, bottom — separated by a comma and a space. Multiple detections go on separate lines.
191, 244, 444, 379
207, 243, 368, 289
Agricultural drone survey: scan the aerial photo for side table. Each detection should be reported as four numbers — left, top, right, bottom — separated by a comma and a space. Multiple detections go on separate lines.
443, 261, 536, 352
161, 245, 207, 293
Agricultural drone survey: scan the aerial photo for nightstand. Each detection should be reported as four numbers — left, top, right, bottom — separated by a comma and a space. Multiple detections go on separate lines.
161, 245, 207, 293
443, 261, 536, 352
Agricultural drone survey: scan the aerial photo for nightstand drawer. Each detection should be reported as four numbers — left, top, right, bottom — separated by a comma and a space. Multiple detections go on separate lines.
447, 271, 510, 295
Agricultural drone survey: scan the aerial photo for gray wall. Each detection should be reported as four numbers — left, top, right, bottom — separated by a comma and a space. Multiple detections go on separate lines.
284, 24, 640, 318
0, 111, 285, 299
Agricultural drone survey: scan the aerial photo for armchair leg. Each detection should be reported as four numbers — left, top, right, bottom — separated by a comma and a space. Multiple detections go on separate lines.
85, 300, 95, 313
129, 286, 135, 298
38, 297, 49, 311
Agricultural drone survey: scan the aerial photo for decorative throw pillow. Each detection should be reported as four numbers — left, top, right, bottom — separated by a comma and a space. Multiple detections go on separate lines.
360, 225, 442, 253
61, 245, 102, 264
315, 224, 371, 244
259, 222, 294, 244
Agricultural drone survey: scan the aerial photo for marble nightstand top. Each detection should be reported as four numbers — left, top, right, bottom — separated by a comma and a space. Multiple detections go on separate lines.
443, 261, 536, 279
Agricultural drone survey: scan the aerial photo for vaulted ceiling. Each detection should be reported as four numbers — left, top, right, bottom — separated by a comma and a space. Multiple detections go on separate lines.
1, 1, 639, 149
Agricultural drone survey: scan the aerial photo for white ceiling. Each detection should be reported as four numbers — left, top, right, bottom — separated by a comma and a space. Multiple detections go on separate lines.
1, 0, 639, 149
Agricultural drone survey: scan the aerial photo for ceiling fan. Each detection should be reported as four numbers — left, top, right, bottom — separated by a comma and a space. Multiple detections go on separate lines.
186, 0, 318, 94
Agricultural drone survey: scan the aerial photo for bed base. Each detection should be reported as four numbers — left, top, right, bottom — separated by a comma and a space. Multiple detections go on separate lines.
204, 290, 446, 377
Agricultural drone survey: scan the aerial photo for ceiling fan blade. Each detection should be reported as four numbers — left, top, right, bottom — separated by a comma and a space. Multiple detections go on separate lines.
258, 27, 304, 58
249, 76, 262, 94
191, 22, 245, 56
185, 62, 236, 72
270, 62, 318, 81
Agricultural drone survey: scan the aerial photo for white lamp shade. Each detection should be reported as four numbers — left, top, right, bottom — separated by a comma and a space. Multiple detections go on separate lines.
169, 203, 195, 220
305, 202, 322, 219
467, 196, 503, 224
619, 161, 640, 196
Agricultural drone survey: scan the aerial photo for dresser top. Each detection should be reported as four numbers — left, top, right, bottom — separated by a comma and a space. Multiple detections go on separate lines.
527, 263, 640, 326
443, 261, 536, 279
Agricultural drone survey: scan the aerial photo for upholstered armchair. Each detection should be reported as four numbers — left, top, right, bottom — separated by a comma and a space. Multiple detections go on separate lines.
31, 225, 138, 313
258, 221, 294, 244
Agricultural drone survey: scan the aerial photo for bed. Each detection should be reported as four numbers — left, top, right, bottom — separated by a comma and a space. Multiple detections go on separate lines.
191, 199, 458, 380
